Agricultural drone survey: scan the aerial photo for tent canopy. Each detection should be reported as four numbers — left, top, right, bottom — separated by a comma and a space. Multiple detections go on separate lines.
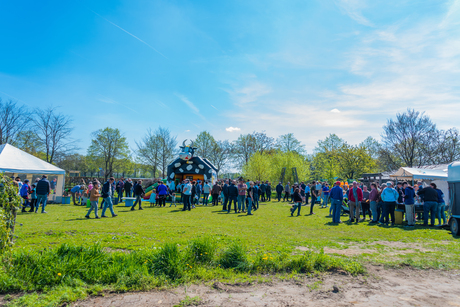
448, 162, 460, 183
0, 144, 65, 175
390, 166, 447, 181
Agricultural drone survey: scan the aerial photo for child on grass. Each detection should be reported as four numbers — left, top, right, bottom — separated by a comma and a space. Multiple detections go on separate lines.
29, 184, 37, 213
86, 181, 100, 219
170, 192, 176, 207
149, 191, 156, 206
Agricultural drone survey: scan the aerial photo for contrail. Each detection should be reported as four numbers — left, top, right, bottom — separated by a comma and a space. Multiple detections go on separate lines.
88, 9, 168, 59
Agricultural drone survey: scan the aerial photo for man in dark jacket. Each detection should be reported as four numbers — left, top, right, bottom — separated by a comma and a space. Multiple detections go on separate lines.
131, 180, 145, 210
276, 182, 283, 202
116, 178, 125, 203
222, 180, 229, 211
266, 182, 272, 201
227, 180, 238, 213
417, 183, 438, 226
260, 182, 266, 202
124, 179, 133, 198
101, 177, 117, 217
35, 175, 50, 213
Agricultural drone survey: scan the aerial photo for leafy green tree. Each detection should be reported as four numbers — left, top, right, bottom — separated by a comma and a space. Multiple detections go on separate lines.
87, 128, 130, 180
242, 152, 272, 181
0, 176, 21, 253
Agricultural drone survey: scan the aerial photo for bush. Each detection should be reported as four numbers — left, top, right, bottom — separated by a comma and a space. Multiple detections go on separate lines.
218, 241, 249, 271
186, 237, 217, 265
0, 175, 21, 253
151, 243, 184, 280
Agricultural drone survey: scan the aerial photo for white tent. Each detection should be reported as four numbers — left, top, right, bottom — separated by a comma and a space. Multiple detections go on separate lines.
0, 144, 65, 202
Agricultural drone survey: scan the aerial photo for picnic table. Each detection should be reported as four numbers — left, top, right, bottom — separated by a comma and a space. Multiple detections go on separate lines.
122, 197, 136, 207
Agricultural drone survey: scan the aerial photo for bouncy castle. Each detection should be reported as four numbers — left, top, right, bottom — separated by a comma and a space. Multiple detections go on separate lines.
167, 140, 218, 185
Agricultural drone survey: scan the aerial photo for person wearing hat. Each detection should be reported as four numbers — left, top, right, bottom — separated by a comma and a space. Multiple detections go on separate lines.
379, 181, 398, 226
347, 181, 363, 223
330, 181, 344, 223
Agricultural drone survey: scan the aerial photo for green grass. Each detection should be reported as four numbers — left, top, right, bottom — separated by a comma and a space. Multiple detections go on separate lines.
6, 199, 460, 306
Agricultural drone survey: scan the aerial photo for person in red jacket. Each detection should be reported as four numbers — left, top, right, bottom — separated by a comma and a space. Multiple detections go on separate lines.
347, 181, 363, 223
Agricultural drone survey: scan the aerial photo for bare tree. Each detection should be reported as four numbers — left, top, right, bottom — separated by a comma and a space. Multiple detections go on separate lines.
0, 99, 30, 145
157, 127, 178, 177
193, 131, 217, 160
434, 128, 460, 164
32, 107, 76, 163
382, 109, 437, 167
136, 128, 161, 177
276, 133, 305, 153
233, 131, 274, 168
87, 127, 130, 180
209, 140, 233, 173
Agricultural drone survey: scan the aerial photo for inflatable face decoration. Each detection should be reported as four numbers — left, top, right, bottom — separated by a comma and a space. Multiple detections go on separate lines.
179, 140, 197, 161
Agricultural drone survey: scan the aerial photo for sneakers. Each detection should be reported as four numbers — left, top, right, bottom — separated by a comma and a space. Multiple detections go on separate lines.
112, 214, 118, 217
85, 216, 90, 219
131, 207, 135, 211
41, 211, 47, 214
95, 216, 100, 219
101, 215, 108, 218
139, 207, 143, 210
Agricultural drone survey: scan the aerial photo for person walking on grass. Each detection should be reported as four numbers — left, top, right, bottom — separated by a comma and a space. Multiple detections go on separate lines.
276, 182, 283, 202
347, 181, 363, 223
403, 182, 415, 227
86, 181, 100, 219
291, 188, 303, 216
222, 180, 229, 211
227, 180, 238, 213
329, 181, 343, 223
36, 175, 50, 214
310, 181, 318, 215
379, 182, 398, 226
182, 179, 192, 211
131, 180, 145, 210
203, 181, 211, 206
246, 181, 254, 215
101, 177, 117, 218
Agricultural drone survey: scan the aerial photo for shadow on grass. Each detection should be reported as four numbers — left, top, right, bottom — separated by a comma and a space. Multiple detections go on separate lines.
64, 218, 88, 221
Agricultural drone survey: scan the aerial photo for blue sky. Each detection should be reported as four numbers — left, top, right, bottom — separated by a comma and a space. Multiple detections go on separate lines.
1, 0, 459, 153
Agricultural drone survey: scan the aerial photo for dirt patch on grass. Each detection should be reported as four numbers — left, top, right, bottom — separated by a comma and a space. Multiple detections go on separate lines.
72, 266, 460, 307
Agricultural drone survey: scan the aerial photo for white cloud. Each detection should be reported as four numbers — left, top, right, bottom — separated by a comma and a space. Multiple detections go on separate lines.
229, 82, 272, 104
330, 108, 341, 113
334, 0, 373, 27
226, 127, 241, 132
185, 129, 190, 132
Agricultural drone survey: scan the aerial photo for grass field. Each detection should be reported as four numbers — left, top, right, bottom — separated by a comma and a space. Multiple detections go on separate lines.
5, 198, 460, 306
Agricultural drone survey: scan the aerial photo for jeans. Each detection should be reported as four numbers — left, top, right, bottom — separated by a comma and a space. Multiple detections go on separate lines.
196, 192, 201, 204
36, 195, 48, 213
266, 191, 271, 201
377, 202, 382, 222
310, 196, 316, 214
238, 195, 246, 211
322, 195, 329, 207
405, 204, 415, 226
222, 194, 228, 210
101, 197, 115, 216
212, 194, 219, 206
305, 193, 310, 205
117, 188, 123, 202
348, 201, 360, 221
292, 202, 301, 216
423, 201, 437, 225
437, 202, 447, 225
331, 199, 342, 223
283, 192, 290, 202
87, 200, 99, 217
247, 198, 253, 214
182, 194, 191, 211
203, 193, 209, 206
71, 192, 78, 205
29, 198, 37, 212
227, 196, 237, 212
158, 195, 166, 207
380, 201, 396, 224
277, 192, 282, 201
125, 190, 132, 198
370, 201, 378, 222
253, 195, 259, 210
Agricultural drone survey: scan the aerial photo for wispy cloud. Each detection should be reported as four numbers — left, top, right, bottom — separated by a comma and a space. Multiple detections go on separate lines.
87, 8, 168, 59
175, 93, 200, 114
210, 104, 218, 110
334, 0, 373, 27
225, 127, 241, 132
225, 81, 272, 104
98, 95, 139, 113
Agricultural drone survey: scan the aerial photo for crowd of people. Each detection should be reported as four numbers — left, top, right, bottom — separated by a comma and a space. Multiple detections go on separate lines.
14, 175, 448, 227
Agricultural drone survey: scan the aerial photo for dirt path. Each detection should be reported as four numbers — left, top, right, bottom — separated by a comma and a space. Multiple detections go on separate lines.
74, 266, 460, 307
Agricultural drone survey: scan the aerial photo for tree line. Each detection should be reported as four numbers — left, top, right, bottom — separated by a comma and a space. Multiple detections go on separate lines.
1, 98, 459, 181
